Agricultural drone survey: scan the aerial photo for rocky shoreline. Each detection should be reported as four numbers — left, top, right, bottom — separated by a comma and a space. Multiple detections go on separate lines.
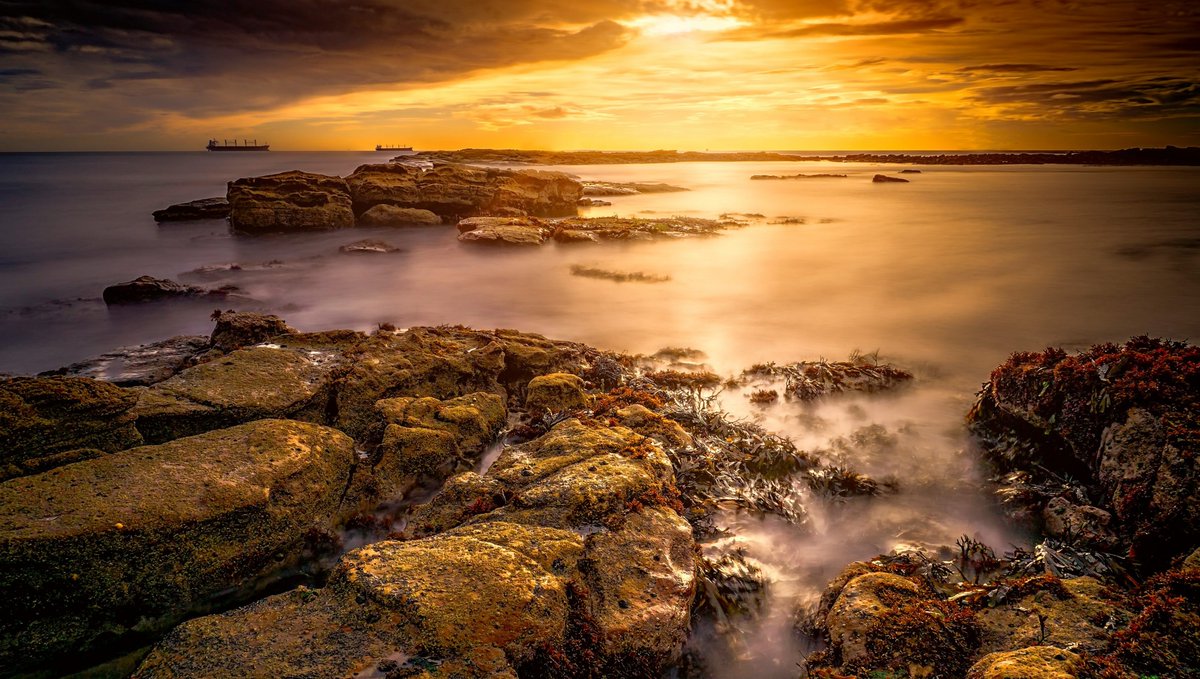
1, 312, 1196, 678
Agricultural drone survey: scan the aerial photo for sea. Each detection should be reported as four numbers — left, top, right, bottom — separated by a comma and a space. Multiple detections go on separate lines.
2, 151, 1198, 676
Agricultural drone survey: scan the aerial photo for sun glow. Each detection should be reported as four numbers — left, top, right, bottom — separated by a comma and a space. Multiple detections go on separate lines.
622, 13, 746, 36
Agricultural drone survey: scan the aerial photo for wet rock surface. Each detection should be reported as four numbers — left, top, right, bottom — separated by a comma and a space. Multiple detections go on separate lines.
227, 170, 355, 233
41, 335, 210, 386
151, 196, 230, 222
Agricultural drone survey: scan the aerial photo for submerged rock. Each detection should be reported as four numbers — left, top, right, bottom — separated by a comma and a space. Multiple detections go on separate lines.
0, 419, 355, 674
581, 181, 688, 196
102, 275, 207, 304
151, 196, 230, 222
578, 197, 613, 207
227, 170, 355, 233
456, 216, 550, 245
872, 174, 910, 183
345, 162, 582, 219
338, 238, 401, 254
356, 204, 442, 226
0, 376, 142, 480
456, 215, 738, 246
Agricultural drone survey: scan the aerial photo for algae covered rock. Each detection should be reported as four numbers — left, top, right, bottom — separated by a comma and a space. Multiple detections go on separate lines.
525, 372, 589, 413
977, 576, 1129, 656
133, 342, 345, 443
359, 392, 506, 500
967, 646, 1084, 679
137, 521, 584, 678
580, 507, 695, 664
227, 170, 354, 233
0, 376, 142, 479
0, 419, 355, 674
968, 338, 1200, 566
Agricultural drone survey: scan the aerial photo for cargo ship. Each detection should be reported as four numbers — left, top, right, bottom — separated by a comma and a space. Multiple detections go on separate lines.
375, 144, 413, 152
207, 139, 269, 151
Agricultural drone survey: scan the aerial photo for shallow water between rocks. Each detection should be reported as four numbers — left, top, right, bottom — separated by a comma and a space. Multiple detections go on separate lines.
2, 152, 1198, 676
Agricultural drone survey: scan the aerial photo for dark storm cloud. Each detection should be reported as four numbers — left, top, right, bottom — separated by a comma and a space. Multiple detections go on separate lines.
0, 0, 636, 122
971, 77, 1200, 119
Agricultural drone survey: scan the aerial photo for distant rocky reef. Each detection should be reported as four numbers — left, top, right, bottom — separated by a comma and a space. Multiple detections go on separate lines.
410, 146, 1200, 166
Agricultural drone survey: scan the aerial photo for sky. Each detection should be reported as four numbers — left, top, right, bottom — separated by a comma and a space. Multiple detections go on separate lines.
0, 0, 1197, 151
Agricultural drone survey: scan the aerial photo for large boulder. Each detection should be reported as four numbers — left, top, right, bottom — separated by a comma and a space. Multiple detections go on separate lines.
227, 170, 354, 233
0, 419, 356, 674
344, 162, 582, 219
0, 376, 142, 479
136, 521, 583, 678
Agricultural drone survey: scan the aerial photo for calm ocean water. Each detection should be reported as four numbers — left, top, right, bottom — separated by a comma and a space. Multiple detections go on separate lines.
2, 152, 1198, 676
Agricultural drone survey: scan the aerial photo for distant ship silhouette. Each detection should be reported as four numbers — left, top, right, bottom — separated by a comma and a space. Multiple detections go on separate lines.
375, 144, 413, 152
207, 139, 269, 151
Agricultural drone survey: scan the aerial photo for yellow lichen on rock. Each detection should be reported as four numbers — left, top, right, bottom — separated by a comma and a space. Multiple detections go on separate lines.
967, 646, 1084, 679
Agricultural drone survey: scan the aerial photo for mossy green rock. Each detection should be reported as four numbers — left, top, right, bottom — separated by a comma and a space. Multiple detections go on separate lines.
0, 419, 355, 673
525, 372, 589, 413
133, 343, 345, 443
358, 392, 507, 502
0, 376, 142, 480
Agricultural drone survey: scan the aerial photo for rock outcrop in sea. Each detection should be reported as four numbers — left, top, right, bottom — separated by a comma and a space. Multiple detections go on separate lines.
800, 336, 1200, 679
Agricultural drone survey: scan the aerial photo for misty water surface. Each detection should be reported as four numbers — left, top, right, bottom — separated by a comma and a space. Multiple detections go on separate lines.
1, 152, 1197, 676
